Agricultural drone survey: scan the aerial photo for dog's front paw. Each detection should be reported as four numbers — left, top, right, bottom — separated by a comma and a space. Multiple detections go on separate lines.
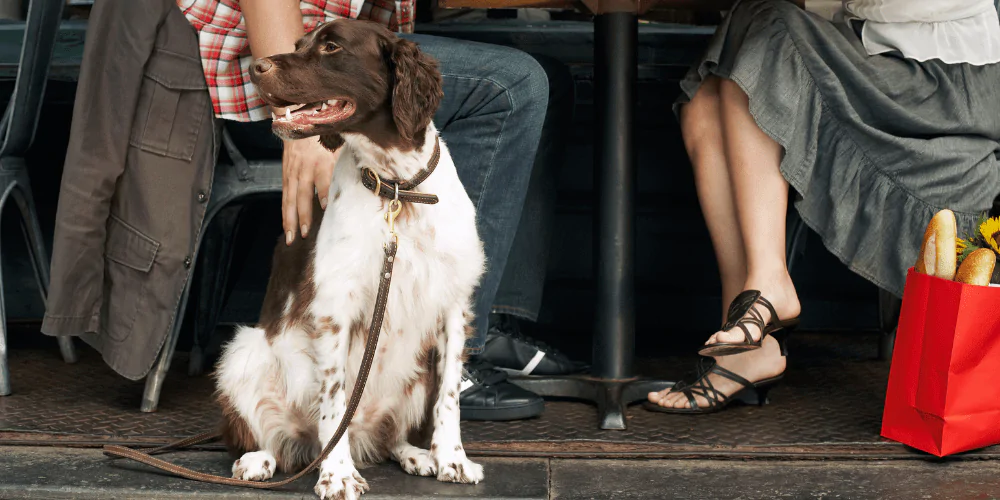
435, 456, 484, 484
315, 468, 369, 500
231, 451, 276, 481
399, 448, 437, 477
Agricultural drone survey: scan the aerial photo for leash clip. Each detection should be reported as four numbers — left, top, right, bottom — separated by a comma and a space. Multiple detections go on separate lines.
385, 184, 402, 238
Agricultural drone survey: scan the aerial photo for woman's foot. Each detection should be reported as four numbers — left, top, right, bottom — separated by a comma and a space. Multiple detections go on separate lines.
648, 335, 787, 409
706, 273, 801, 348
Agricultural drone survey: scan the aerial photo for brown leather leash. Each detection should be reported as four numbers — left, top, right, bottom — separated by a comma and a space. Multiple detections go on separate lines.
102, 140, 441, 489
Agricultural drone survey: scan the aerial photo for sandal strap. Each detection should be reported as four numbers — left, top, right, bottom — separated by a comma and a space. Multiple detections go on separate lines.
722, 290, 782, 345
707, 363, 754, 389
754, 295, 780, 325
724, 290, 760, 330
674, 362, 751, 410
683, 381, 728, 409
682, 388, 700, 410
735, 317, 765, 344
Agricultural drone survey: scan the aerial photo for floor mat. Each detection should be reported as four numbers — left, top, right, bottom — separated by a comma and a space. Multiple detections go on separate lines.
1, 333, 995, 459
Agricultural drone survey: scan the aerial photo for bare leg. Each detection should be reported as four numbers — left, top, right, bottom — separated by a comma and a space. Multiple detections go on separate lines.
652, 78, 800, 410
647, 76, 747, 405
681, 75, 748, 316
712, 77, 801, 343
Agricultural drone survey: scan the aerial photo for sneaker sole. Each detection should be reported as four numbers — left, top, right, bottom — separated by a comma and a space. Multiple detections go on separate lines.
496, 366, 590, 378
460, 399, 545, 421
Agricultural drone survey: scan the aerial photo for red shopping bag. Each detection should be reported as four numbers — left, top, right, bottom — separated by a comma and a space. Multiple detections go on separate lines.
880, 268, 1000, 456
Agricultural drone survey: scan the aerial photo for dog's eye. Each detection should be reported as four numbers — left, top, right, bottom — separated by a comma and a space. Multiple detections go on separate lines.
323, 41, 341, 53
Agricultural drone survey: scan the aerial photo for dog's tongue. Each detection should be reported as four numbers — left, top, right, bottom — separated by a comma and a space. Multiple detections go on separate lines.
272, 99, 354, 127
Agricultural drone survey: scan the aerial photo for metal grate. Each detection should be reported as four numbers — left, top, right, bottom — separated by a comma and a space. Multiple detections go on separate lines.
1, 334, 996, 459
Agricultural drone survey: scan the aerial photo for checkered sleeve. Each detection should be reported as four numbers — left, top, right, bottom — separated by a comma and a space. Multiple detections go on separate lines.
177, 0, 414, 122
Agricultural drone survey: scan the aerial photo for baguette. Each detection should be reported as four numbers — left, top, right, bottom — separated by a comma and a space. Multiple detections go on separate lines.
915, 209, 957, 280
955, 248, 997, 287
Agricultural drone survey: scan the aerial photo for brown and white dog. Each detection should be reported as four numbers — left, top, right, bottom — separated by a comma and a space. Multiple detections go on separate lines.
213, 20, 485, 500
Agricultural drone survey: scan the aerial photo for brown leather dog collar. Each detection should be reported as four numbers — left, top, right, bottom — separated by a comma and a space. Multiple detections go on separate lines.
360, 136, 441, 205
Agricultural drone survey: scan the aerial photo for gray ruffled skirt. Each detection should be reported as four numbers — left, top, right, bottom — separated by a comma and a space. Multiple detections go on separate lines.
676, 0, 1000, 296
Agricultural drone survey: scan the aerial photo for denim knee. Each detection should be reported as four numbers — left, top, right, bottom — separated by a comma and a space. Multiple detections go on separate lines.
491, 47, 550, 117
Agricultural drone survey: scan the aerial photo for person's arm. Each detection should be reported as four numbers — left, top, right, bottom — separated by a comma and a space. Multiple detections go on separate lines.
241, 0, 304, 94
240, 0, 338, 245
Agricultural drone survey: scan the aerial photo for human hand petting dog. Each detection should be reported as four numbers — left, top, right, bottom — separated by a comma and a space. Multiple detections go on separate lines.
281, 135, 340, 245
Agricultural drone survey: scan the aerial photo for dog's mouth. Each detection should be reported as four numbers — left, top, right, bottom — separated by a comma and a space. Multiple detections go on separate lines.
271, 98, 357, 130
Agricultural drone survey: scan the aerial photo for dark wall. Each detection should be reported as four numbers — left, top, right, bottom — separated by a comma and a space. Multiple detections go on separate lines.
5, 20, 878, 357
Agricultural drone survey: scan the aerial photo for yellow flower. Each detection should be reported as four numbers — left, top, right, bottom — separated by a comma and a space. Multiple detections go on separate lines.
980, 217, 1000, 253
956, 237, 968, 257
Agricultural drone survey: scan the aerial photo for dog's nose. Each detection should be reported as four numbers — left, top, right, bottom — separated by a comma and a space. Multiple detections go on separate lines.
252, 59, 274, 75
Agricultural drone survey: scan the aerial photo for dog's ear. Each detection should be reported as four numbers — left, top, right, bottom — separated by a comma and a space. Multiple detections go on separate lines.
319, 133, 345, 152
385, 37, 443, 144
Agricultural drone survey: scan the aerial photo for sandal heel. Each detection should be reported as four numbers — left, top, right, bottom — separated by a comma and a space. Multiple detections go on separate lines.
737, 379, 782, 406
732, 386, 767, 406
755, 377, 783, 405
770, 327, 793, 357
754, 384, 774, 406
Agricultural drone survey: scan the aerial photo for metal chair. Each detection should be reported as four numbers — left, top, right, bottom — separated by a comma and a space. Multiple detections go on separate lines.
786, 209, 898, 361
0, 0, 78, 396
140, 128, 282, 411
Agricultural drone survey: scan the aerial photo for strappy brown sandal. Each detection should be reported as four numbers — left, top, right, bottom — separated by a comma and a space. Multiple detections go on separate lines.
643, 360, 784, 415
697, 290, 799, 357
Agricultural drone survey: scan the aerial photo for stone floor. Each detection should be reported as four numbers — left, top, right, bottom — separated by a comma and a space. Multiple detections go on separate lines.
3, 446, 1000, 499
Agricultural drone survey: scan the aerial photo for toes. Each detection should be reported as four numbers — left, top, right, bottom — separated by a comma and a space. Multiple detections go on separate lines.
715, 326, 760, 344
651, 390, 675, 407
648, 389, 671, 404
663, 393, 681, 408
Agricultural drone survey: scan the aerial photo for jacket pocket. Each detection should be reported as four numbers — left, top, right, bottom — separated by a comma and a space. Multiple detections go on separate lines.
103, 215, 160, 342
130, 48, 210, 161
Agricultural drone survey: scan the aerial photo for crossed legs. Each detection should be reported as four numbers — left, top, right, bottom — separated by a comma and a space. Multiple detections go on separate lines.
648, 76, 801, 409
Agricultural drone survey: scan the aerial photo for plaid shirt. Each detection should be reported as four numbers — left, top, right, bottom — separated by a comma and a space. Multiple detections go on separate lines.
177, 0, 414, 122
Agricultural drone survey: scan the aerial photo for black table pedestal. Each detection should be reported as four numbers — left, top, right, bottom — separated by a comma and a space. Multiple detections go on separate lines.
510, 376, 672, 430
509, 12, 672, 431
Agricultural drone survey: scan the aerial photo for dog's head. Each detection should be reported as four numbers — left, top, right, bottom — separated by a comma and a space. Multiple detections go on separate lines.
249, 20, 443, 151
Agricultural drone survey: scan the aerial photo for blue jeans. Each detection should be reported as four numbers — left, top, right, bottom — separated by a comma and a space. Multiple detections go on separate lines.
226, 35, 549, 355
407, 35, 549, 354
490, 54, 573, 324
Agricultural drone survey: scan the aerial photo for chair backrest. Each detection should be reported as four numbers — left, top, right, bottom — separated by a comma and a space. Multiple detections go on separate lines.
0, 0, 66, 158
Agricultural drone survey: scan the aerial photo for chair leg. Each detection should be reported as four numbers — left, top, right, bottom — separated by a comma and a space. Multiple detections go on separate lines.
878, 288, 901, 361
10, 183, 77, 364
786, 208, 808, 273
0, 221, 10, 396
141, 284, 192, 412
141, 200, 225, 411
189, 204, 244, 376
